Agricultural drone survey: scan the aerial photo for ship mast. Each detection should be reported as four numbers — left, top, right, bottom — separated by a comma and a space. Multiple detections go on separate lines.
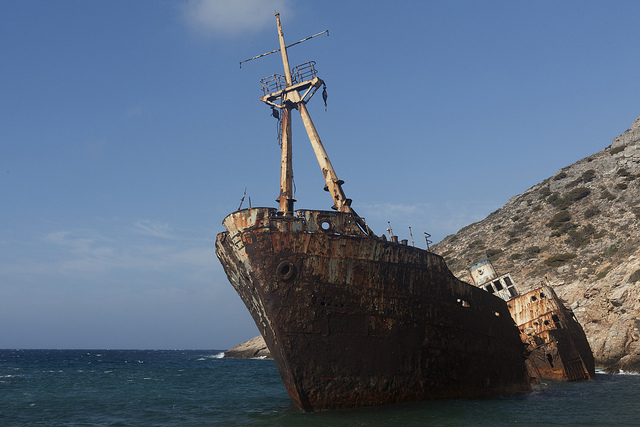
271, 14, 352, 214
248, 14, 373, 235
275, 13, 295, 216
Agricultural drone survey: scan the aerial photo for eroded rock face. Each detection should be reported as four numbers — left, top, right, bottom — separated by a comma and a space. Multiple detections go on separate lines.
433, 115, 640, 372
224, 335, 272, 359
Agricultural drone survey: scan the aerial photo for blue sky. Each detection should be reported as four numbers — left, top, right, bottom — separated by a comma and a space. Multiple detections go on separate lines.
2, 0, 640, 349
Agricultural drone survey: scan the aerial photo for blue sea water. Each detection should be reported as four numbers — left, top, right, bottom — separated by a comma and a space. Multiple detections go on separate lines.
1, 350, 639, 426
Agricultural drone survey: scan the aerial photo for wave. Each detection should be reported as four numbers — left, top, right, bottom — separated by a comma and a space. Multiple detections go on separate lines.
595, 368, 639, 375
196, 352, 225, 361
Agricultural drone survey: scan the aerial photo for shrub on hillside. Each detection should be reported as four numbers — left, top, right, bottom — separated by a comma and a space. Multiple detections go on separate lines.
554, 172, 568, 181
549, 187, 591, 209
486, 248, 503, 261
581, 169, 596, 183
566, 187, 591, 202
565, 224, 597, 249
539, 187, 551, 199
469, 239, 485, 250
544, 253, 577, 267
525, 246, 541, 257
610, 145, 625, 155
546, 211, 571, 228
601, 190, 616, 201
565, 170, 596, 189
506, 238, 520, 246
629, 269, 640, 283
584, 206, 601, 219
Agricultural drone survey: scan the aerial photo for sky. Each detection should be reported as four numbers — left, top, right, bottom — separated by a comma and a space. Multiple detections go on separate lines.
2, 0, 640, 350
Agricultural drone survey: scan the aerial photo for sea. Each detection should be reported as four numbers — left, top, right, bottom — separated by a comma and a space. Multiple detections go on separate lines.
1, 350, 639, 426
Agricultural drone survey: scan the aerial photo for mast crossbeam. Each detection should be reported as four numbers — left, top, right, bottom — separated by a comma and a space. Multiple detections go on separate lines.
260, 77, 324, 108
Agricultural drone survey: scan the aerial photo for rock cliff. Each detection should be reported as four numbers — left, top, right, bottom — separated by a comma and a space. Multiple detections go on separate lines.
432, 116, 640, 372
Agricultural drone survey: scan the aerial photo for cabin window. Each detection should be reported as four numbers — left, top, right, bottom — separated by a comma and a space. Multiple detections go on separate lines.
552, 314, 563, 329
503, 276, 513, 287
531, 296, 538, 302
493, 280, 503, 291
485, 285, 495, 293
508, 287, 518, 298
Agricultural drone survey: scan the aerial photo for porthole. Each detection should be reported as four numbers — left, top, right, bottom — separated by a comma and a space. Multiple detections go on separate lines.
276, 260, 296, 281
320, 220, 332, 231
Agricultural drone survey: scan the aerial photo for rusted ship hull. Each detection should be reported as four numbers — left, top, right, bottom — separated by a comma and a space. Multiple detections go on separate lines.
216, 207, 531, 411
507, 286, 595, 382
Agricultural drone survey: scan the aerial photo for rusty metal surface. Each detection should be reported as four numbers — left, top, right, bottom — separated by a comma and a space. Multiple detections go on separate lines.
216, 208, 531, 412
507, 286, 596, 382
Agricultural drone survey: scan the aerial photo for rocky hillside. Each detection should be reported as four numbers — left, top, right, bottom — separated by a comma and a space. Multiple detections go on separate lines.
432, 116, 640, 372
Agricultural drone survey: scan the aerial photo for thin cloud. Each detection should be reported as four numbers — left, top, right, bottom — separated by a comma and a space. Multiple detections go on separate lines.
2, 223, 217, 283
46, 231, 95, 252
133, 220, 174, 239
181, 0, 292, 38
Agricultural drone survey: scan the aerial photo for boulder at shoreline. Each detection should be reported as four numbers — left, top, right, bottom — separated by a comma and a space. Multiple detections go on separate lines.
224, 335, 272, 359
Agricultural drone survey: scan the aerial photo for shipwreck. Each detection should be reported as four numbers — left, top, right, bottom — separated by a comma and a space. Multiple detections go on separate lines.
469, 259, 596, 382
215, 14, 531, 412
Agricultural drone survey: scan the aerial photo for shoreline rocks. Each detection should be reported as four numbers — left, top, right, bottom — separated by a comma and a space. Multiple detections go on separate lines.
224, 335, 271, 359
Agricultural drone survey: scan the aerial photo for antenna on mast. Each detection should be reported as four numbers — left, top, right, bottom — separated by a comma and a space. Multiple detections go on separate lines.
239, 28, 329, 68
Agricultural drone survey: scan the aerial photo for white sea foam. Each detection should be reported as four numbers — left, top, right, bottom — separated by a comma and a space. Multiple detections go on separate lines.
250, 355, 267, 360
595, 368, 639, 375
211, 352, 225, 359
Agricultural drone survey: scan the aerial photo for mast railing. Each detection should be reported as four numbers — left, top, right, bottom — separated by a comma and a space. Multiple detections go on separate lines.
291, 61, 318, 84
260, 74, 287, 96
